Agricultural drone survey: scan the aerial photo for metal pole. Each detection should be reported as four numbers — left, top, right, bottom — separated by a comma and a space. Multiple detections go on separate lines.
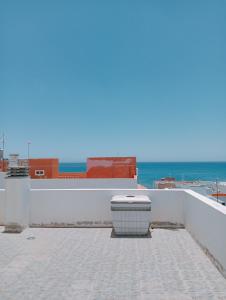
216, 179, 219, 202
27, 143, 30, 160
2, 133, 5, 171
27, 141, 31, 169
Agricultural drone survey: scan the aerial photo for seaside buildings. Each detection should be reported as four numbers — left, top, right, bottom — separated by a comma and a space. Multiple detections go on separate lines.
155, 177, 226, 205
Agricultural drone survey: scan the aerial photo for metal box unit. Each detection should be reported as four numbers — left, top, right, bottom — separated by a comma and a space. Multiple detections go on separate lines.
7, 167, 29, 177
9, 154, 19, 168
111, 195, 151, 235
0, 149, 3, 160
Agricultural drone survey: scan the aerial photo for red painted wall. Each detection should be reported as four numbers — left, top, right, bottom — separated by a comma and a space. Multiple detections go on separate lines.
1, 156, 137, 179
87, 157, 136, 178
29, 158, 59, 179
0, 160, 8, 172
58, 172, 86, 178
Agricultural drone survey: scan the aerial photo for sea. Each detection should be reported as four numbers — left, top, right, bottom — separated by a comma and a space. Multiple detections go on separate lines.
59, 162, 226, 189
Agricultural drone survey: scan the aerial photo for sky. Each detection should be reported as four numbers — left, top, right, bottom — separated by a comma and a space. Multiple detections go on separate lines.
0, 0, 226, 162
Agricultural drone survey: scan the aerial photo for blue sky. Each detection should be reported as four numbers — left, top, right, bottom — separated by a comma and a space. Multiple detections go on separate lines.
1, 0, 226, 162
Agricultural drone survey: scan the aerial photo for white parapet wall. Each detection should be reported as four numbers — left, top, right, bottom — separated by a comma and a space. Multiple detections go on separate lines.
4, 177, 30, 232
0, 175, 138, 190
184, 190, 226, 277
0, 189, 5, 225
30, 178, 137, 189
29, 189, 185, 226
0, 172, 6, 189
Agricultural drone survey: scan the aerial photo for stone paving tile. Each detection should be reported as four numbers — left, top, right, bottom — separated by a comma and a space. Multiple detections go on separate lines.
0, 227, 226, 300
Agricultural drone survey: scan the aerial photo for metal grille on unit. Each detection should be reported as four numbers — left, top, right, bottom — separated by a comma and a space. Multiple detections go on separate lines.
7, 166, 29, 177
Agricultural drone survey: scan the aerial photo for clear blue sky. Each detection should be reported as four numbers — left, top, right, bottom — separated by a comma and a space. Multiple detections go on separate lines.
1, 0, 226, 162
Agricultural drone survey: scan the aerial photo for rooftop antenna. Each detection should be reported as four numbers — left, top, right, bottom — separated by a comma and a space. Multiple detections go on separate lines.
27, 141, 31, 169
27, 141, 31, 160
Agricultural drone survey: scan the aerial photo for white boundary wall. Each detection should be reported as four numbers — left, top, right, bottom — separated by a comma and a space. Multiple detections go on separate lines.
0, 188, 184, 226
184, 190, 226, 277
0, 176, 137, 190
0, 189, 5, 225
29, 189, 184, 226
0, 173, 6, 189
31, 178, 137, 189
0, 172, 137, 189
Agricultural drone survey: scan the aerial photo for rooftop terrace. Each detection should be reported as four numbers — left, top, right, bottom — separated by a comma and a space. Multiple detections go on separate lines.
0, 227, 226, 299
1, 174, 226, 299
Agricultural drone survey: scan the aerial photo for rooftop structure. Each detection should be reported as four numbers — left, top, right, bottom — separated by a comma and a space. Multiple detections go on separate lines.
0, 156, 137, 180
0, 174, 226, 297
0, 160, 7, 172
86, 157, 136, 178
29, 158, 59, 179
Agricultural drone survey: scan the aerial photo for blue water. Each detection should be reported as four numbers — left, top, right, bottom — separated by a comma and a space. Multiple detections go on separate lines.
59, 162, 226, 188
60, 162, 87, 173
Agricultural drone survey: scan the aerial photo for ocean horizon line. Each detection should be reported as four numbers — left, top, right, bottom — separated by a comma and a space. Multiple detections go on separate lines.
59, 161, 226, 164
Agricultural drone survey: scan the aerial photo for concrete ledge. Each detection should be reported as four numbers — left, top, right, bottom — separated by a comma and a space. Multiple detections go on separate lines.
4, 223, 25, 233
30, 221, 185, 229
151, 222, 184, 229
30, 221, 113, 228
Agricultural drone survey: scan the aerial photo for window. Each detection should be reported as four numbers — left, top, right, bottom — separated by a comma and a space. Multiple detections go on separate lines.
35, 170, 45, 176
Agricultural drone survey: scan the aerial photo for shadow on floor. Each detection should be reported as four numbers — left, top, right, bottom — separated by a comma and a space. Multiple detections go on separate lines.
111, 229, 152, 238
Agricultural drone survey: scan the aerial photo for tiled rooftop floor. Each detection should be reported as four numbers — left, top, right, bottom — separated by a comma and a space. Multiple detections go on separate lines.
0, 227, 226, 299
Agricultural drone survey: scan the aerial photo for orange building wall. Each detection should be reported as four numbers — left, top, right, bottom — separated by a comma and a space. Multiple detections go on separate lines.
2, 156, 137, 179
58, 172, 86, 179
157, 182, 176, 189
0, 160, 8, 172
86, 157, 136, 178
29, 158, 59, 179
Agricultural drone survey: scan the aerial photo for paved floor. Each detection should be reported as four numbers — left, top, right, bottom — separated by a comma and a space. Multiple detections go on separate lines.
0, 227, 226, 300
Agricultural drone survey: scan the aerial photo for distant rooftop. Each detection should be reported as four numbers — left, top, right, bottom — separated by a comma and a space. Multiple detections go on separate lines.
0, 156, 137, 179
0, 227, 226, 299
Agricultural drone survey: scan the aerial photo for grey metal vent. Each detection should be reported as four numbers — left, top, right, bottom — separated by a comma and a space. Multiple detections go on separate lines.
7, 167, 29, 177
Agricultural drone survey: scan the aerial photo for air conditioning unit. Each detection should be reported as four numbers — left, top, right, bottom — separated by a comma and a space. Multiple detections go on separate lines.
111, 195, 151, 235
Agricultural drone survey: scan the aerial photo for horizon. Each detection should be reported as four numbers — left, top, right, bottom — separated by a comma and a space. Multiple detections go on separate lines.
60, 160, 226, 164
1, 0, 226, 161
